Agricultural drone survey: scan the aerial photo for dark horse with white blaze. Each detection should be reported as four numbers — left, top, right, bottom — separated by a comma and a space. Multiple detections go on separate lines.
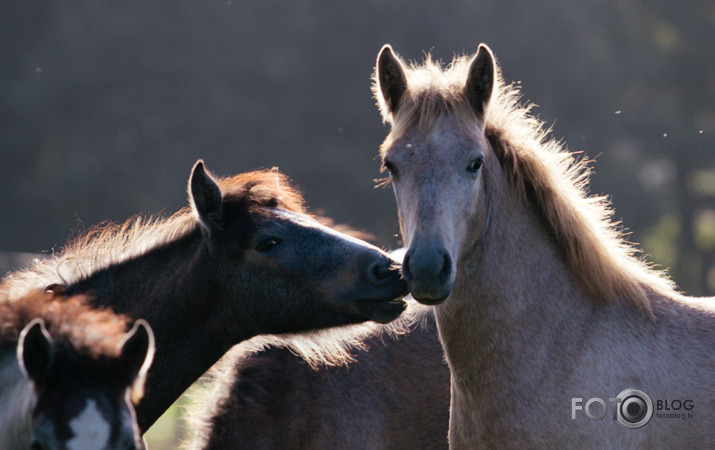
0, 290, 153, 449
374, 43, 714, 448
0, 160, 408, 433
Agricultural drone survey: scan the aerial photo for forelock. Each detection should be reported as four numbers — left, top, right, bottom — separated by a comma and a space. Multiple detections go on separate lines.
218, 170, 306, 214
375, 53, 489, 146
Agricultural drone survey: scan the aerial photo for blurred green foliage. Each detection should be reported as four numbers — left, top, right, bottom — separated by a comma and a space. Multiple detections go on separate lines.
643, 214, 681, 271
145, 403, 185, 450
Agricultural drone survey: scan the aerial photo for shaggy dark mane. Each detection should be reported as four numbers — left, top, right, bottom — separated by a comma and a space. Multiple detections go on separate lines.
0, 169, 307, 299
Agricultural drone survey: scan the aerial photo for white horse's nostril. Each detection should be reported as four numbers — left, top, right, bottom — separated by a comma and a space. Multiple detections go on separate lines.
402, 246, 453, 304
405, 247, 450, 281
438, 253, 452, 283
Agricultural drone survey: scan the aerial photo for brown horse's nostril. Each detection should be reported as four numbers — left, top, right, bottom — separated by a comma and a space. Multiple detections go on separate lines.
369, 260, 399, 284
402, 254, 413, 282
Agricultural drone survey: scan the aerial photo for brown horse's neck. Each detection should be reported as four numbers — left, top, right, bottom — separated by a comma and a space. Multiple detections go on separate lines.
66, 230, 253, 431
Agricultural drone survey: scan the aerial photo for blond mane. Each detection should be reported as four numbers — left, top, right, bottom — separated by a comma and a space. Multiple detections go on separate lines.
373, 53, 677, 314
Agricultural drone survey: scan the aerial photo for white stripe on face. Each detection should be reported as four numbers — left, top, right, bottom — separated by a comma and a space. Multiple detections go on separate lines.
270, 209, 385, 252
67, 399, 110, 450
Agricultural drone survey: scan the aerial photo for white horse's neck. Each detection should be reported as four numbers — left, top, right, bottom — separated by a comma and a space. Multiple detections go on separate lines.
437, 159, 589, 360
432, 156, 714, 449
433, 164, 600, 446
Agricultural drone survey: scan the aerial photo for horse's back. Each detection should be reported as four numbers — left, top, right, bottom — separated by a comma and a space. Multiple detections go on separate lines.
191, 312, 450, 450
642, 294, 715, 447
547, 294, 715, 448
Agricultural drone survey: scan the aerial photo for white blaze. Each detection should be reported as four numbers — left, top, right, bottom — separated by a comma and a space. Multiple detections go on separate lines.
67, 399, 110, 450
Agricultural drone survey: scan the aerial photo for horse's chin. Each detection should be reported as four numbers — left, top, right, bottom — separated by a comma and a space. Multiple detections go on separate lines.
355, 297, 407, 324
412, 295, 448, 306
408, 283, 452, 306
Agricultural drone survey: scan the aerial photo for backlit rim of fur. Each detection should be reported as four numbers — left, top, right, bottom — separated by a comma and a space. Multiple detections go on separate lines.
373, 49, 677, 316
0, 169, 305, 301
182, 299, 432, 448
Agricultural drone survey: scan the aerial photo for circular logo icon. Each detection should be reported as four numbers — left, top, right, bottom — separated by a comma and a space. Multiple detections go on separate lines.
616, 388, 653, 428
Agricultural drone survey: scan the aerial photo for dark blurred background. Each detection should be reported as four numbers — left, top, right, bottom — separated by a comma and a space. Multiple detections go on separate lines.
1, 0, 713, 295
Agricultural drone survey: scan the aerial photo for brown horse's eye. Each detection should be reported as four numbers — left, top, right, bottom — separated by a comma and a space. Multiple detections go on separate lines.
467, 157, 484, 173
256, 238, 281, 252
383, 160, 398, 176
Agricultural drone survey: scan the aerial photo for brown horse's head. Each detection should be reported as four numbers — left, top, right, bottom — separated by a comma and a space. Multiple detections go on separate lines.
188, 161, 408, 332
17, 307, 153, 450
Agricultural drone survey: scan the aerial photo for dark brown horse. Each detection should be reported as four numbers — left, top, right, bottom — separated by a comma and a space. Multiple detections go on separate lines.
186, 302, 450, 449
0, 290, 153, 449
0, 160, 408, 433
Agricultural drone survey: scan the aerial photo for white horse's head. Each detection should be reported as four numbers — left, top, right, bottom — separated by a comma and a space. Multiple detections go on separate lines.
374, 44, 496, 304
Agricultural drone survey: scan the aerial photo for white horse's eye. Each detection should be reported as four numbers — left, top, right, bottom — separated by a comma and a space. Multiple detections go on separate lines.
467, 158, 484, 173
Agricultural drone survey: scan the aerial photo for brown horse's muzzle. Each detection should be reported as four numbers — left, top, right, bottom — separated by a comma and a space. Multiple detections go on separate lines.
351, 258, 408, 324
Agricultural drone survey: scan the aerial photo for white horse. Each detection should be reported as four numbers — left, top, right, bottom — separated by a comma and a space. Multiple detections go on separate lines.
374, 43, 714, 448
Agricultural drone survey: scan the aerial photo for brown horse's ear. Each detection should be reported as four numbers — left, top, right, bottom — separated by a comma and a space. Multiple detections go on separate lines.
120, 319, 155, 404
45, 283, 67, 296
376, 44, 408, 121
120, 320, 155, 378
465, 44, 496, 119
18, 318, 55, 385
189, 160, 224, 235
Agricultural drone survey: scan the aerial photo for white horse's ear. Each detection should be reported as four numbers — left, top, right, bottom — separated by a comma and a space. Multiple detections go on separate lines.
465, 44, 496, 119
18, 318, 55, 384
375, 44, 408, 121
189, 160, 223, 235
